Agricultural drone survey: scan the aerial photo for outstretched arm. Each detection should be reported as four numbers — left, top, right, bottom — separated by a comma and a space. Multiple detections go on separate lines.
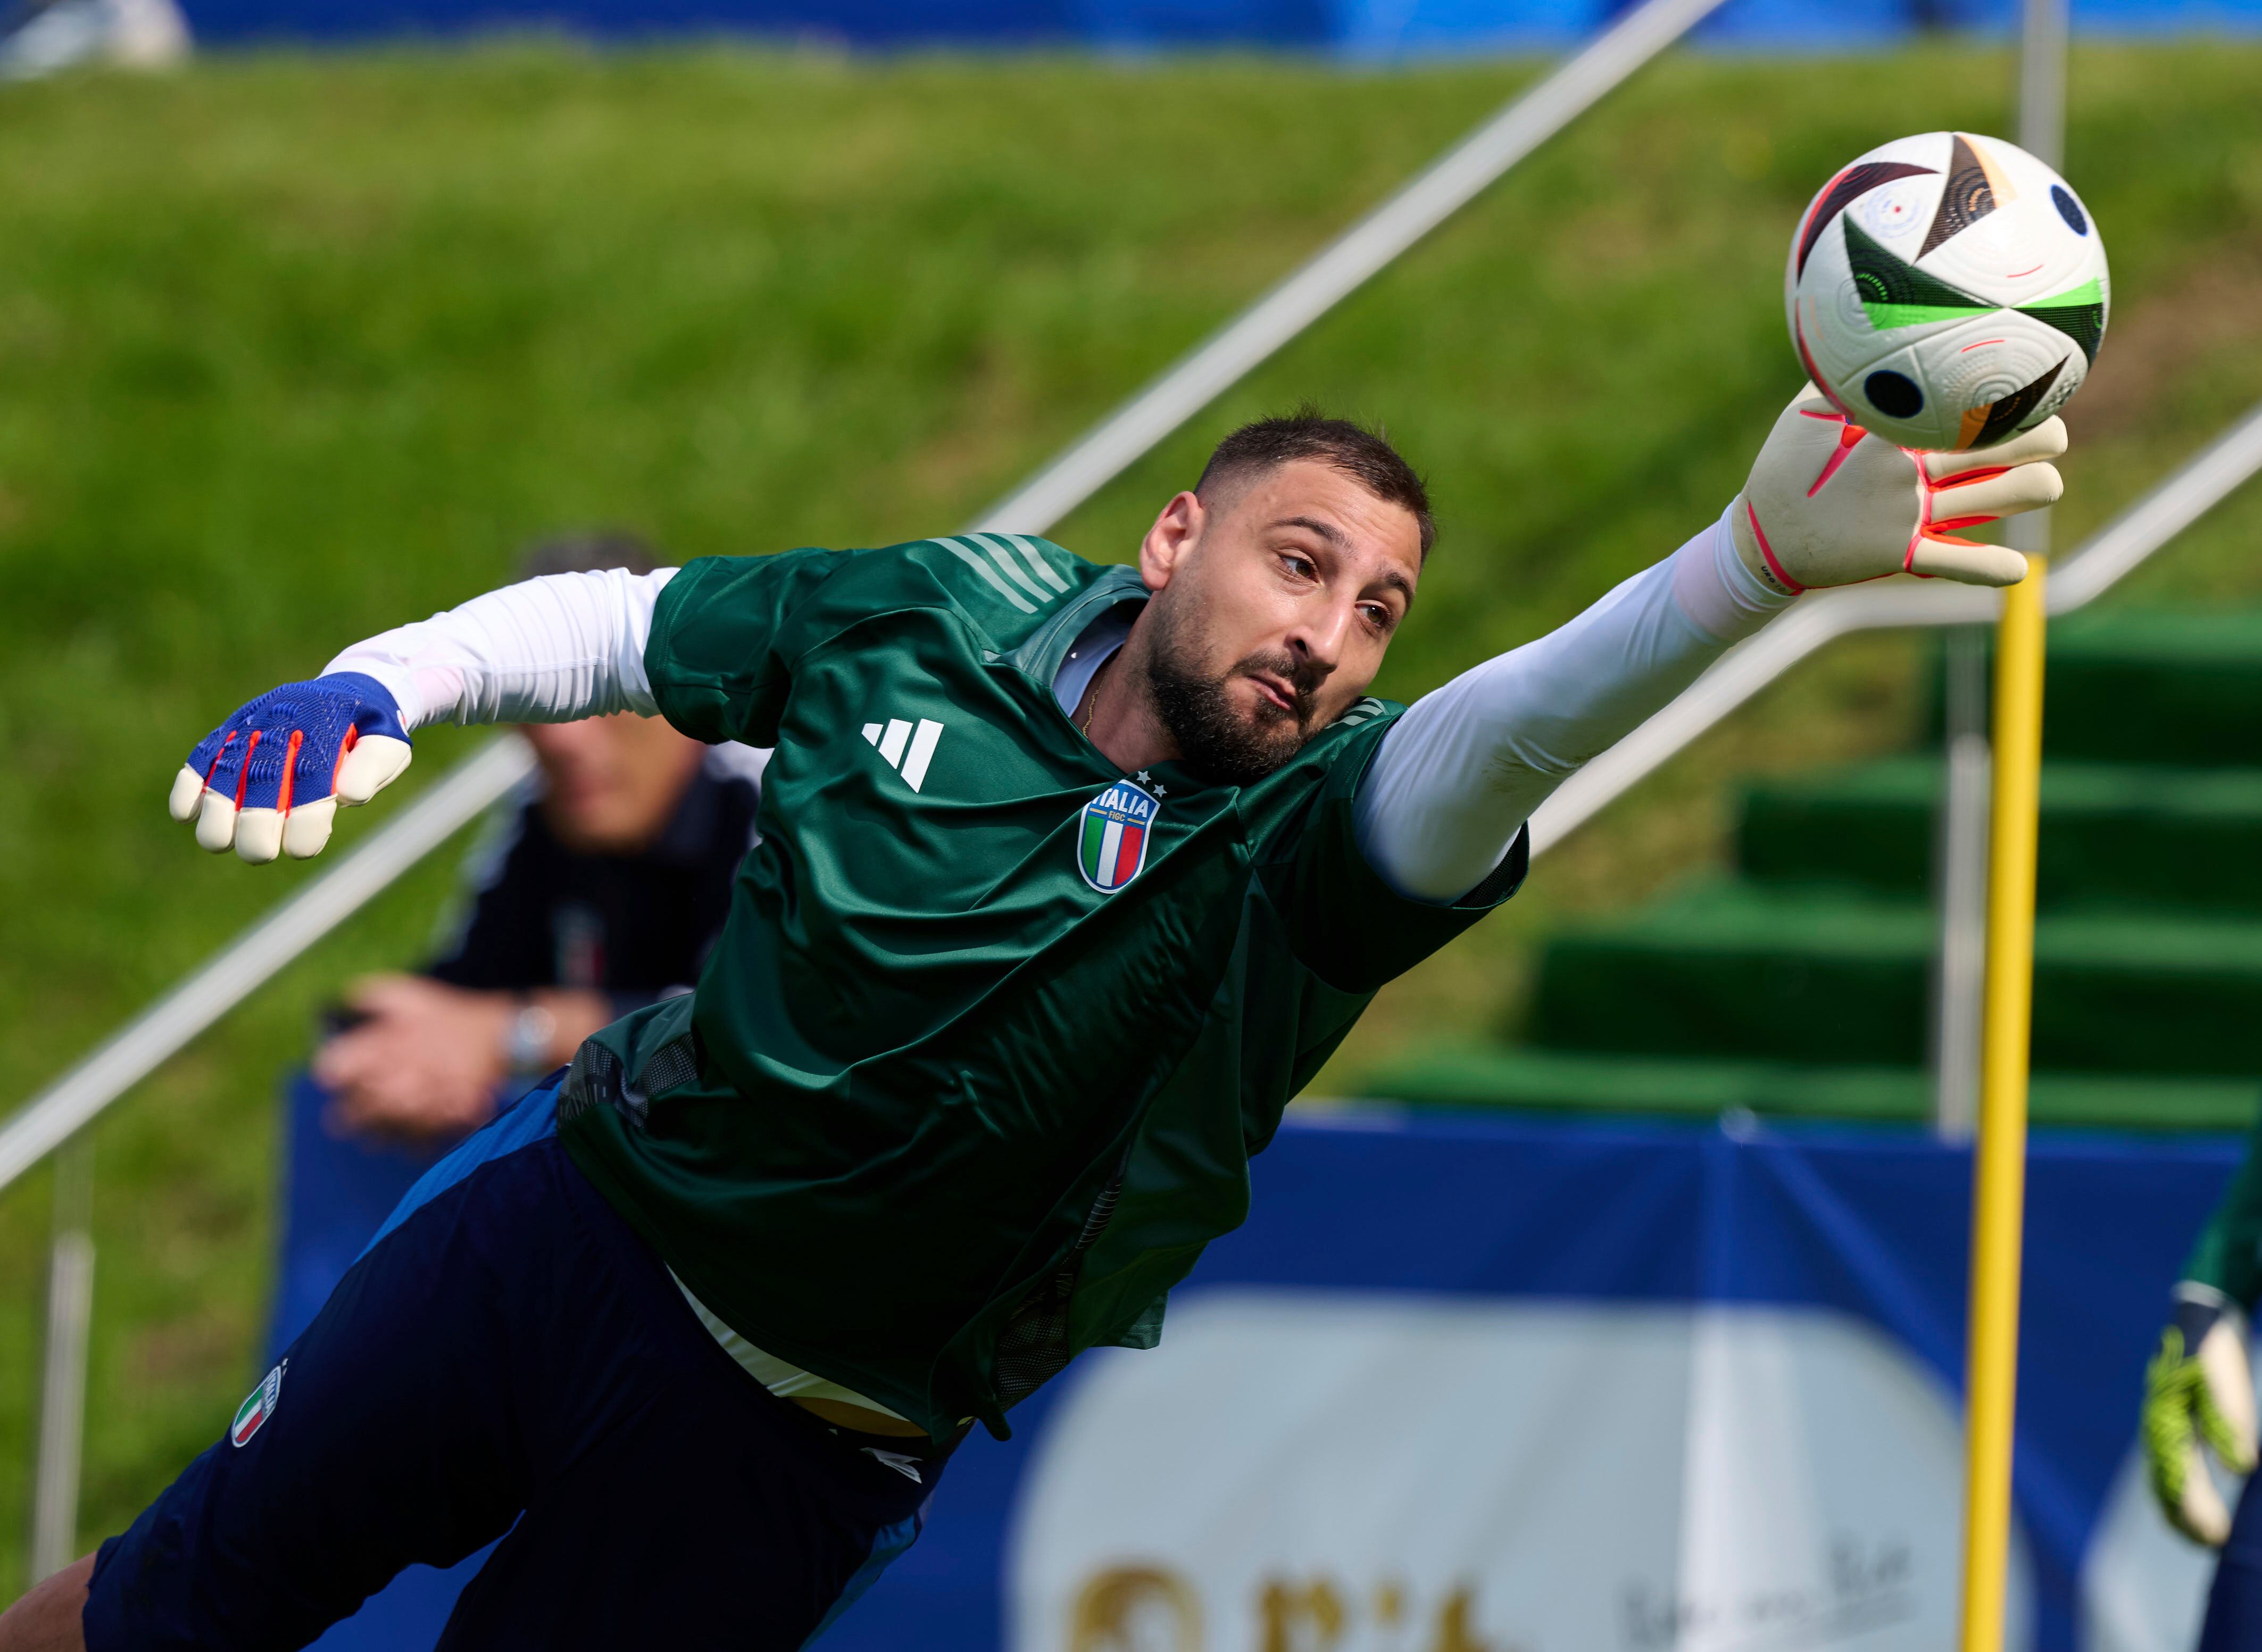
1355, 510, 1781, 902
327, 565, 675, 730
168, 567, 674, 862
1355, 387, 2068, 903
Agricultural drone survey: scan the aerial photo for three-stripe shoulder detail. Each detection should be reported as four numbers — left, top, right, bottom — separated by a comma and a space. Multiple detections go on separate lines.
1334, 697, 1387, 728
930, 534, 1073, 615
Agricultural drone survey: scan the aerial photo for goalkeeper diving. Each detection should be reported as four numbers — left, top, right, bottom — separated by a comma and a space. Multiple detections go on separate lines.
1, 392, 2066, 1651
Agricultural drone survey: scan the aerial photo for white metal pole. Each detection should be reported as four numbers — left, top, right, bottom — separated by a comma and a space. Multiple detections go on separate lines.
28, 1137, 94, 1583
1932, 0, 2068, 1135
2048, 402, 2262, 613
2018, 0, 2069, 171
0, 735, 536, 1197
969, 0, 1731, 536
1932, 632, 1991, 1140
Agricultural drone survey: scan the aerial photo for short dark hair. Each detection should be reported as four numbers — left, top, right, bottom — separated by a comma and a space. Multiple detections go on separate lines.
1194, 408, 1435, 559
517, 530, 660, 581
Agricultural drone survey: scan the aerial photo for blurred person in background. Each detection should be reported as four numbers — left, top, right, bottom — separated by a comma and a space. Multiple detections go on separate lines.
270, 531, 764, 1652
2141, 1118, 2262, 1651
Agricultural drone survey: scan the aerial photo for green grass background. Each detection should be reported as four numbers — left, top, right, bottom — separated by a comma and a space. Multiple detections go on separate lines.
2, 39, 2260, 1593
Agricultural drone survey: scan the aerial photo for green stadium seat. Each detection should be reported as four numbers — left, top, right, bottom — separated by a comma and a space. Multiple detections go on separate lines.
1369, 610, 2262, 1130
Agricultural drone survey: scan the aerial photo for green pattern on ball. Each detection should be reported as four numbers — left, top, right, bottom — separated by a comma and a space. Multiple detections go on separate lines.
2019, 276, 2108, 364
1844, 217, 1991, 333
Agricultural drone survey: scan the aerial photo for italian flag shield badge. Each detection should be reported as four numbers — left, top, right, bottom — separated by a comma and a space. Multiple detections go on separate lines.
231, 1359, 287, 1448
1077, 780, 1160, 893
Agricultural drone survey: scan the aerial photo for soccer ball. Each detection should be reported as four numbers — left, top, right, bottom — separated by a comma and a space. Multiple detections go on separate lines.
1785, 131, 2109, 451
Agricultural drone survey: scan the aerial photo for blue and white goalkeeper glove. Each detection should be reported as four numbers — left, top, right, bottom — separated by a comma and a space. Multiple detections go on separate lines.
167, 672, 415, 864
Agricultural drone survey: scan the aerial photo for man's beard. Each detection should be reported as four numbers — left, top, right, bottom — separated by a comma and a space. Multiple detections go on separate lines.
1141, 601, 1327, 785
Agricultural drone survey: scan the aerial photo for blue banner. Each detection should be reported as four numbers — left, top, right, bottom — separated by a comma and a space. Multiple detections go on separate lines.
177, 0, 2262, 47
824, 1108, 2246, 1652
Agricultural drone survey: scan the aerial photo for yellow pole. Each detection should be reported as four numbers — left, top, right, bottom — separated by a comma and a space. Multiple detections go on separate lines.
1958, 553, 2048, 1652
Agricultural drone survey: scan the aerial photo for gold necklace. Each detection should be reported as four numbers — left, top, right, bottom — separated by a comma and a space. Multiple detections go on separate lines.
1078, 657, 1109, 735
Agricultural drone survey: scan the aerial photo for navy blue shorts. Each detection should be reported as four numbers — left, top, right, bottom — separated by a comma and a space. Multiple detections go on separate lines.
2203, 1460, 2262, 1650
86, 1083, 949, 1652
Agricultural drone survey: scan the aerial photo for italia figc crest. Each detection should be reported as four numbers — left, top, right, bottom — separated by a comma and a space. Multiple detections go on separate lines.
231, 1359, 286, 1447
1078, 780, 1159, 893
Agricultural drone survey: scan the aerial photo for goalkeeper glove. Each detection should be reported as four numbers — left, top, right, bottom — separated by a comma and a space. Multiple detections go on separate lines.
167, 672, 413, 864
2142, 1286, 2258, 1546
1732, 385, 2065, 595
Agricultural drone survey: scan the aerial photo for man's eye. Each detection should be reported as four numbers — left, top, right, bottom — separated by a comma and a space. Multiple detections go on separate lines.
1281, 554, 1317, 580
1361, 604, 1394, 630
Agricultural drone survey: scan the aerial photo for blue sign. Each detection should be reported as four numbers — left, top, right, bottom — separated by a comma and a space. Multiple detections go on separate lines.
822, 1108, 2244, 1652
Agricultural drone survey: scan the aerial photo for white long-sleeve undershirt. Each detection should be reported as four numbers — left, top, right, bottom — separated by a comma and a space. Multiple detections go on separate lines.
1353, 504, 1788, 901
325, 510, 1789, 904
326, 566, 677, 732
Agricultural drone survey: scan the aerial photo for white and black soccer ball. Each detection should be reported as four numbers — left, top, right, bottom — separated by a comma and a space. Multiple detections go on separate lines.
1786, 131, 2108, 452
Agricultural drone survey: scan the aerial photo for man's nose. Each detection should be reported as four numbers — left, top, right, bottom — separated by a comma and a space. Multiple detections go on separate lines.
1288, 603, 1352, 673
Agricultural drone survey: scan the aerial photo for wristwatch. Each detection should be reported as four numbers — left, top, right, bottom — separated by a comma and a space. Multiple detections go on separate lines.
505, 999, 558, 1072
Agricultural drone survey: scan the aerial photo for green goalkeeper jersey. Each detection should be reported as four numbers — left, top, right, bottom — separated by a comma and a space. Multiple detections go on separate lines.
559, 535, 1524, 1438
2181, 1099, 2262, 1309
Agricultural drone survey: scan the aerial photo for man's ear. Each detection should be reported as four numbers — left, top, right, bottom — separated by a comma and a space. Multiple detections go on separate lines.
1138, 491, 1205, 593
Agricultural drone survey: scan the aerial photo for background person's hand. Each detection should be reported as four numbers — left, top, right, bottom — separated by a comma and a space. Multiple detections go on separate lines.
2142, 1292, 2259, 1545
1730, 385, 2065, 596
312, 974, 513, 1145
169, 671, 413, 864
312, 974, 614, 1145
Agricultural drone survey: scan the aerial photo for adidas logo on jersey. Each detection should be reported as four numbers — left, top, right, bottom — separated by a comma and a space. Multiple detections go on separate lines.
862, 717, 944, 792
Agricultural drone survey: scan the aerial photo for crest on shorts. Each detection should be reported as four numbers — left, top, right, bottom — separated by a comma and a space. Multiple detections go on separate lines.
1077, 780, 1159, 894
231, 1359, 287, 1448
